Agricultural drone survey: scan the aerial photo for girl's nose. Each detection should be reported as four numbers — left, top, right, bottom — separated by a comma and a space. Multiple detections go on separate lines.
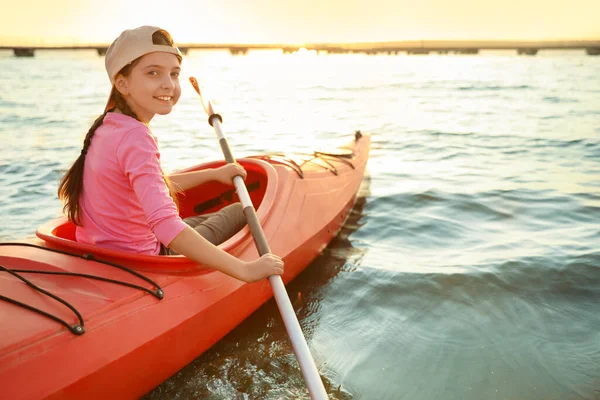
161, 78, 175, 89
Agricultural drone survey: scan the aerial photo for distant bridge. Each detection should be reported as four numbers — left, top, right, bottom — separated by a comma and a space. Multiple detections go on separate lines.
1, 40, 599, 57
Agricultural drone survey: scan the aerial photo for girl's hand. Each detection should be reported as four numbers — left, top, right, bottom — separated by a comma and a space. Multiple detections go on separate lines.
241, 253, 284, 282
214, 163, 247, 185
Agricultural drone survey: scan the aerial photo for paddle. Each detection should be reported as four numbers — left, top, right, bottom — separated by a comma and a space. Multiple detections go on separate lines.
189, 77, 328, 400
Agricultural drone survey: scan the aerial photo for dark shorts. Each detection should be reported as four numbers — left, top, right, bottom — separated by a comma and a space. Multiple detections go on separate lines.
160, 203, 246, 255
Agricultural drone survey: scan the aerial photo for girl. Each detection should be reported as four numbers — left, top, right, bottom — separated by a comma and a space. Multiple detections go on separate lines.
57, 26, 283, 283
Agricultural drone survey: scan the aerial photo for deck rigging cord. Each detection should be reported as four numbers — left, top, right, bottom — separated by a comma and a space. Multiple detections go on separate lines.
0, 242, 163, 335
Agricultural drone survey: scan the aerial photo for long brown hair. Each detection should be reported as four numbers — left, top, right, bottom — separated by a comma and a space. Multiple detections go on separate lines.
58, 30, 181, 226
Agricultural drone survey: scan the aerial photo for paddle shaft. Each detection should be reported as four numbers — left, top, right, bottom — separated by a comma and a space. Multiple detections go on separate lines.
207, 113, 328, 400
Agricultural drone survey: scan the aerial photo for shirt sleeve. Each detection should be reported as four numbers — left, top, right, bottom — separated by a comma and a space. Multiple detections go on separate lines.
116, 126, 187, 246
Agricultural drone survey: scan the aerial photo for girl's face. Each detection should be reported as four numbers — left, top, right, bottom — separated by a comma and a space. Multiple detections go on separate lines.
116, 52, 181, 123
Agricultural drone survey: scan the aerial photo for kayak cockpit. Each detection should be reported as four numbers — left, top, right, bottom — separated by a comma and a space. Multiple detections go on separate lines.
36, 158, 278, 273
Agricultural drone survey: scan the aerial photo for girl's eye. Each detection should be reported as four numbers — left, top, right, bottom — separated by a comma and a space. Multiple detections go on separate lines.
171, 72, 180, 78
148, 70, 159, 76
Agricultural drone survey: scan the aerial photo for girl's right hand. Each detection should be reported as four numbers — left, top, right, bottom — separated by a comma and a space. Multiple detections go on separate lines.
214, 163, 247, 185
242, 253, 284, 282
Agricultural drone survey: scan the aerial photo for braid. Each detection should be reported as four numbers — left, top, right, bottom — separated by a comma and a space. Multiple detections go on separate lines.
80, 113, 106, 156
58, 111, 108, 225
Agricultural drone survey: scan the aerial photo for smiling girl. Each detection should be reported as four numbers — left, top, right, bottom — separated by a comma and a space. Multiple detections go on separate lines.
58, 26, 283, 283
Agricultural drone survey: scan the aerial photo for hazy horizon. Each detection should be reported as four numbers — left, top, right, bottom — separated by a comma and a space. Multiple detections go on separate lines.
2, 39, 600, 48
1, 0, 599, 46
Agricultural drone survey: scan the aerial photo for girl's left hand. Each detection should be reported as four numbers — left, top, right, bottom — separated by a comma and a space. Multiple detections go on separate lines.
214, 163, 247, 185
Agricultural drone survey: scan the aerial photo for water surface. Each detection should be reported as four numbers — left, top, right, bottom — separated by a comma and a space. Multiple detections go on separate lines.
1, 49, 599, 399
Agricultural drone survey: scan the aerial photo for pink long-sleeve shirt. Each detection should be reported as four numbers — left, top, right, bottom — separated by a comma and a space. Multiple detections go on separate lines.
76, 112, 187, 254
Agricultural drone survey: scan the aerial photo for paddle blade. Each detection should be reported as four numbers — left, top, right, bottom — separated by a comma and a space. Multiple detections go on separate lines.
189, 77, 215, 116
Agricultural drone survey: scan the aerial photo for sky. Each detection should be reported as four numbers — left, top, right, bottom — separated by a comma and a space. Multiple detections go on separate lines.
1, 0, 599, 46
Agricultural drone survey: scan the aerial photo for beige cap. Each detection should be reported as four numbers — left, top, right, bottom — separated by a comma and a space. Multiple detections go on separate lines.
104, 26, 182, 112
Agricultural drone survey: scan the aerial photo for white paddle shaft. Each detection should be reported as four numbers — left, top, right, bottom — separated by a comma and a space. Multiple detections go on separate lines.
211, 116, 328, 400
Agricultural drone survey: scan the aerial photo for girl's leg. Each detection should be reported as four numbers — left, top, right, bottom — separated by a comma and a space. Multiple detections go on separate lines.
160, 203, 246, 255
183, 203, 246, 245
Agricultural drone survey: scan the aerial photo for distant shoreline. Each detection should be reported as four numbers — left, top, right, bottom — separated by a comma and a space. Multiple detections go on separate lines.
2, 40, 599, 58
1, 39, 600, 50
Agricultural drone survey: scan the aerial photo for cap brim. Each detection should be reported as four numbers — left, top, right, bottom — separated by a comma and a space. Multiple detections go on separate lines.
104, 86, 117, 113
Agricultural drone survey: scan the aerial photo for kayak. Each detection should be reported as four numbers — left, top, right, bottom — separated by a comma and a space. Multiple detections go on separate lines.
0, 132, 370, 400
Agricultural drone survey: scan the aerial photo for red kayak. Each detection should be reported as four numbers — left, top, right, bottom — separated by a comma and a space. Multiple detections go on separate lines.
0, 132, 370, 400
